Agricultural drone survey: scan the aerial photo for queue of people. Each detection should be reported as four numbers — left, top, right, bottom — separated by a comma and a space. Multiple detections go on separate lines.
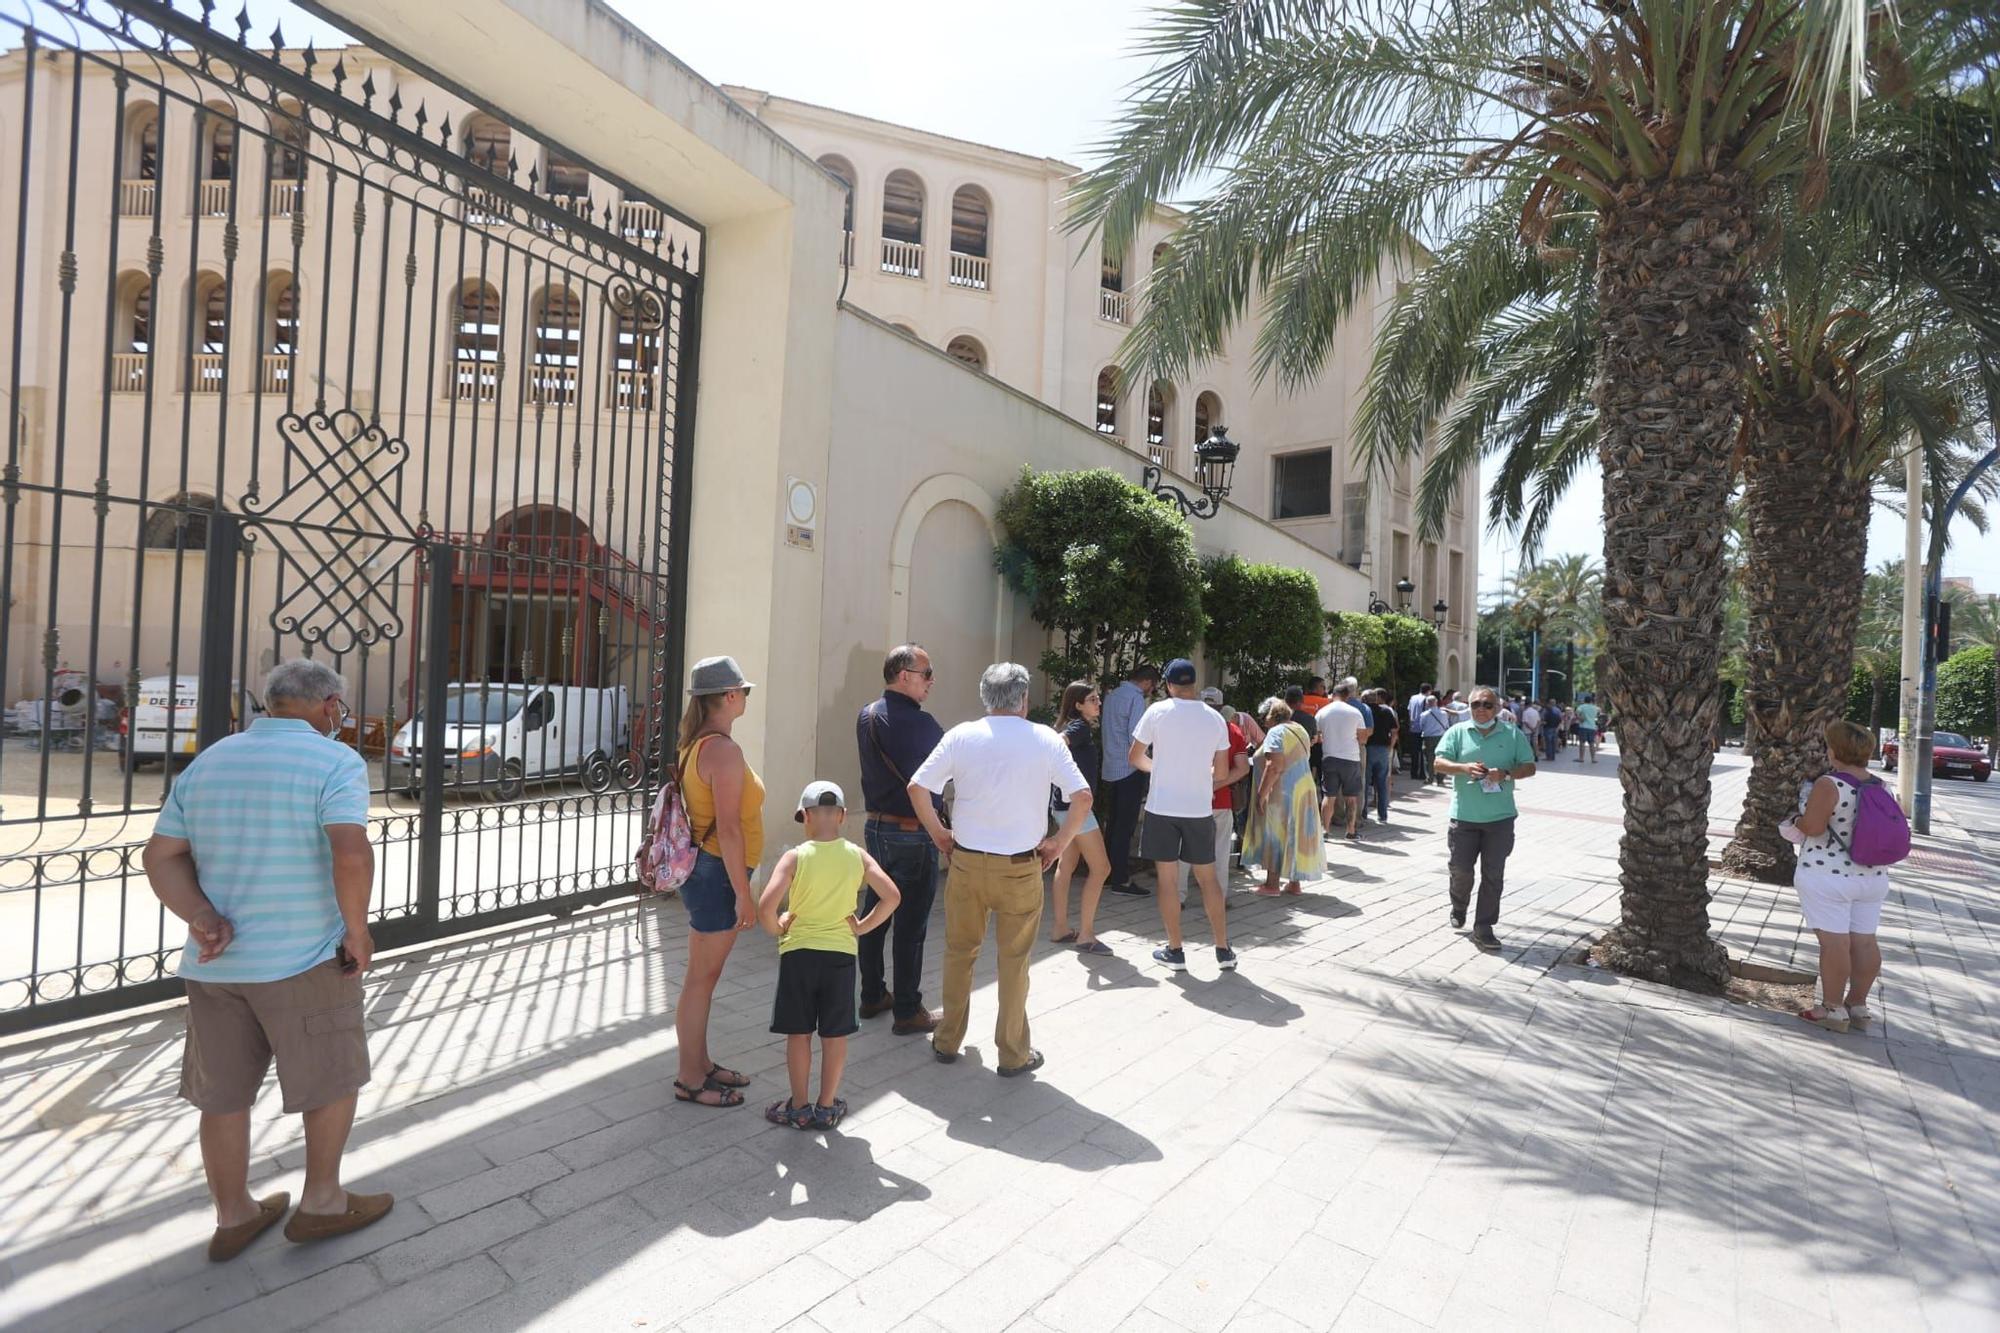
139, 652, 1899, 1266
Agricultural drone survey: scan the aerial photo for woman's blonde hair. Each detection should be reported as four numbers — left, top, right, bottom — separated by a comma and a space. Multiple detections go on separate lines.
1825, 718, 1876, 766
677, 692, 726, 752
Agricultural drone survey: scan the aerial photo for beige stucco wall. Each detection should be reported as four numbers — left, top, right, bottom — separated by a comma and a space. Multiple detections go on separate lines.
811, 304, 1380, 806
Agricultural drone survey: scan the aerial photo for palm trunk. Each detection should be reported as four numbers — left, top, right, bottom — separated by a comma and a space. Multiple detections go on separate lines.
1719, 405, 1871, 884
1588, 174, 1755, 993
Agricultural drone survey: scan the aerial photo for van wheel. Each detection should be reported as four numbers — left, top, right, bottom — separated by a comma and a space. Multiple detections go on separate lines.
487, 759, 525, 803
582, 753, 613, 794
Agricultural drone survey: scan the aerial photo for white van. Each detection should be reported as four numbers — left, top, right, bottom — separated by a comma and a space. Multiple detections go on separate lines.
386, 684, 630, 799
124, 675, 265, 769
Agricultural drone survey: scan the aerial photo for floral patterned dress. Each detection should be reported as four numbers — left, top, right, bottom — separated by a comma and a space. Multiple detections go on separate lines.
1245, 721, 1324, 881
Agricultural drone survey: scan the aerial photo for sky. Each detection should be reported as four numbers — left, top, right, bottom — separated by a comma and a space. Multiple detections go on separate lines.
218, 0, 2000, 606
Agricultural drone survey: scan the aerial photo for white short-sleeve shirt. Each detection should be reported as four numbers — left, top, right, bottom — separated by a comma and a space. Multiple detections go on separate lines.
1315, 699, 1369, 762
1133, 698, 1229, 818
910, 715, 1088, 855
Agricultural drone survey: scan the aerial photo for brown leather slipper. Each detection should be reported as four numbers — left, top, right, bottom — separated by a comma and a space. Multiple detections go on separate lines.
208, 1192, 290, 1262
283, 1190, 395, 1243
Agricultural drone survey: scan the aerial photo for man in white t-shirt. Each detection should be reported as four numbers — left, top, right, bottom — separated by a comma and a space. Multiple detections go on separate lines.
1127, 659, 1233, 973
909, 663, 1091, 1078
1315, 681, 1371, 841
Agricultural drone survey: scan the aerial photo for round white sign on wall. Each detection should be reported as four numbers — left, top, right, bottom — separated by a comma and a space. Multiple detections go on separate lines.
786, 478, 817, 526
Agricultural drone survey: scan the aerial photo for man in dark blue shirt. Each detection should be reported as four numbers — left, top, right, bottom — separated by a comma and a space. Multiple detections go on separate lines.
855, 644, 947, 1034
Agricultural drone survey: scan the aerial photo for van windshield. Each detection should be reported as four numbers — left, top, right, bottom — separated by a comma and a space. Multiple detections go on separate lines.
426, 687, 529, 725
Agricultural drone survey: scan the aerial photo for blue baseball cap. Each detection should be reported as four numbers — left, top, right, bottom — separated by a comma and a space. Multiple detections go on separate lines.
1163, 659, 1197, 686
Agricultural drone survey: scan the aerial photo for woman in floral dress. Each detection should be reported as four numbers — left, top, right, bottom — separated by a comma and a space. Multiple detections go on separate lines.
1245, 698, 1324, 894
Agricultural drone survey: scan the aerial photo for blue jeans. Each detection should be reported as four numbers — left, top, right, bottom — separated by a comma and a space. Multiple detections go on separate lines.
860, 822, 939, 1020
1542, 728, 1560, 761
1365, 748, 1392, 821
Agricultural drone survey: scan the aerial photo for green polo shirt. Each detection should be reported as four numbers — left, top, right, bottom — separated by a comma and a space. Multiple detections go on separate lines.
1436, 720, 1537, 823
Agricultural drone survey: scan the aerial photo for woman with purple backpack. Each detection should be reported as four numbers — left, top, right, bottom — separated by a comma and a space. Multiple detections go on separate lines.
1780, 720, 1909, 1034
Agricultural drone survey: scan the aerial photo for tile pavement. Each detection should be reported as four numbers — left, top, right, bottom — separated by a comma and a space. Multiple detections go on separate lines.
1, 745, 1996, 1331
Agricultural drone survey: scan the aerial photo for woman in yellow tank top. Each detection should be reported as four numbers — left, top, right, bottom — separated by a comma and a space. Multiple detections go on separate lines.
670, 655, 765, 1109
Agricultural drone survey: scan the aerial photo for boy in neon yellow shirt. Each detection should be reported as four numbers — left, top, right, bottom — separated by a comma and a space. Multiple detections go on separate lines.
757, 781, 901, 1130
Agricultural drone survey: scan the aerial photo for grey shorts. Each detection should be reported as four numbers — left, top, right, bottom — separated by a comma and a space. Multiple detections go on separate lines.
1140, 812, 1217, 866
1326, 757, 1363, 797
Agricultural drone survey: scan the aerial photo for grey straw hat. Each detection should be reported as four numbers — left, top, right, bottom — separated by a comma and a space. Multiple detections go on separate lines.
687, 655, 755, 696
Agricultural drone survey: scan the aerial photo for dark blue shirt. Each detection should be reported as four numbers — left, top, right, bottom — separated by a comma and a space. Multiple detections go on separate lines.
1053, 718, 1100, 811
857, 690, 945, 818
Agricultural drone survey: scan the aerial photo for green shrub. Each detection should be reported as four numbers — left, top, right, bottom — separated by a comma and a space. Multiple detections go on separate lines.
1203, 556, 1324, 709
1325, 611, 1436, 703
995, 467, 1204, 697
1936, 644, 1995, 739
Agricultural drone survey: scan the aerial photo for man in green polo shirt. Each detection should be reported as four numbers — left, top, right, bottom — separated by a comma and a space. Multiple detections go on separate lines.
1432, 686, 1538, 951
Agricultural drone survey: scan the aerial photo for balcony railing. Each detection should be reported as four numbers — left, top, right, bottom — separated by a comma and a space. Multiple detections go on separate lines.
607, 369, 656, 413
1099, 288, 1130, 324
119, 180, 156, 217
266, 181, 302, 218
189, 353, 224, 393
450, 363, 501, 403
880, 238, 923, 280
1147, 440, 1175, 473
110, 353, 147, 393
464, 189, 507, 226
525, 369, 579, 408
261, 353, 293, 395
619, 200, 664, 242
196, 180, 231, 217
948, 251, 990, 291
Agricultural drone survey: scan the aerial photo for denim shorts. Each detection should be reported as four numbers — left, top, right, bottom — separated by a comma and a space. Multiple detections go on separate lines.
1053, 804, 1100, 836
682, 849, 742, 934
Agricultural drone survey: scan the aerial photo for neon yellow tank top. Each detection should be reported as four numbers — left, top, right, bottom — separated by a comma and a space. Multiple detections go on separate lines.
780, 839, 864, 956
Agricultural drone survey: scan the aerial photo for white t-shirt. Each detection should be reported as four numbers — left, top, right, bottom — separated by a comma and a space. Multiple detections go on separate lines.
1133, 698, 1229, 818
910, 715, 1088, 855
1315, 699, 1369, 762
1521, 705, 1542, 731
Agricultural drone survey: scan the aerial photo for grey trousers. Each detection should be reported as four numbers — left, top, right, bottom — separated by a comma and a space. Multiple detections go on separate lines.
1447, 817, 1516, 928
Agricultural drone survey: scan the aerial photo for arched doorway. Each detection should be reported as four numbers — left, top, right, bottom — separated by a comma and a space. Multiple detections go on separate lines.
448, 506, 609, 687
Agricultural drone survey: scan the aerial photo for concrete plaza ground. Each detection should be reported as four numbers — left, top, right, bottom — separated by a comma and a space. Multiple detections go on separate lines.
2, 745, 1995, 1331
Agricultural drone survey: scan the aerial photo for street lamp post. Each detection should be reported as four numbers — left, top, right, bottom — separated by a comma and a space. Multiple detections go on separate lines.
1369, 577, 1415, 617
1143, 426, 1242, 520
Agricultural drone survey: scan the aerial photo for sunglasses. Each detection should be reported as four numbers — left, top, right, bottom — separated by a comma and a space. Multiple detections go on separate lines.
1469, 700, 1498, 710
904, 667, 935, 680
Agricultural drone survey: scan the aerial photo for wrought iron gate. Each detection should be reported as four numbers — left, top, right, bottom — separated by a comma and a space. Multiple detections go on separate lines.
0, 0, 702, 1032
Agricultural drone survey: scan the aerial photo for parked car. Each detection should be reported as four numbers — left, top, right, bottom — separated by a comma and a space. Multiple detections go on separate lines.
122, 676, 264, 770
387, 684, 630, 799
1880, 730, 1992, 782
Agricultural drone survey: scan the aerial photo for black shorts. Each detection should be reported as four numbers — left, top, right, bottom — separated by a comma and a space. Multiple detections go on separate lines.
1140, 812, 1217, 866
771, 948, 859, 1039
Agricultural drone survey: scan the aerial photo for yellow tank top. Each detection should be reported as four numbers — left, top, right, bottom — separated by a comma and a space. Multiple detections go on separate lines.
779, 838, 864, 956
680, 733, 765, 869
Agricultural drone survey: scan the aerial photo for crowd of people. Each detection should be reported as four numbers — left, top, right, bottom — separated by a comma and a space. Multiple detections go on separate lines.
137, 650, 1898, 1263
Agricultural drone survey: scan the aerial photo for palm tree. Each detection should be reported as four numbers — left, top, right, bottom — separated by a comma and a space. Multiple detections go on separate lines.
1515, 554, 1603, 700
1072, 0, 1894, 990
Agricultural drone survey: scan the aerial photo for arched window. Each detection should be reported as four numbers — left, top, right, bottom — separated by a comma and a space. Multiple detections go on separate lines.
451, 281, 503, 402
142, 492, 218, 551
889, 322, 919, 339
1152, 241, 1170, 273
1101, 247, 1123, 293
123, 278, 152, 352
191, 275, 227, 393
125, 105, 160, 180
880, 170, 925, 278
817, 155, 856, 233
611, 307, 659, 412
1100, 248, 1128, 323
196, 107, 235, 216
949, 186, 991, 290
205, 115, 235, 181
1146, 381, 1174, 462
262, 275, 297, 394
1094, 367, 1120, 437
530, 286, 583, 405
461, 115, 511, 172
544, 151, 589, 201
111, 274, 152, 392
881, 170, 924, 244
945, 335, 986, 374
1194, 391, 1222, 444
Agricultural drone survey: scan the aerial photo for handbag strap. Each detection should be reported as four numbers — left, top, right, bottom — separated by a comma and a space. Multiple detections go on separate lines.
865, 701, 911, 788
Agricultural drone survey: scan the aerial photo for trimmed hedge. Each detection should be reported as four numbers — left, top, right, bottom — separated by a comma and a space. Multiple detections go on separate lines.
1937, 644, 1995, 739
1202, 556, 1325, 710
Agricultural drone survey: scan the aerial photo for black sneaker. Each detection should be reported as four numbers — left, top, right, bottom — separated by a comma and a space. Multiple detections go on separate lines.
1472, 927, 1501, 952
931, 1040, 960, 1064
1216, 947, 1238, 972
1107, 881, 1149, 897
1152, 946, 1187, 972
1449, 907, 1466, 929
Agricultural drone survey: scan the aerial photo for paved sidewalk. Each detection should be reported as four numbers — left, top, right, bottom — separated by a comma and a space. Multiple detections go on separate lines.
3, 749, 1996, 1331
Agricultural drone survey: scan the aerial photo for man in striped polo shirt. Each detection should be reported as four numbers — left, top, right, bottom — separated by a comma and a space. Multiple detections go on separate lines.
144, 659, 392, 1262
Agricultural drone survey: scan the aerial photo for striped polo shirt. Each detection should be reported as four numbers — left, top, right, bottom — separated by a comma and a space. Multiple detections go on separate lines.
155, 717, 371, 983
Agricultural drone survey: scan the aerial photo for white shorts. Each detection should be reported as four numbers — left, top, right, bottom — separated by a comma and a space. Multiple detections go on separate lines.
1794, 865, 1889, 934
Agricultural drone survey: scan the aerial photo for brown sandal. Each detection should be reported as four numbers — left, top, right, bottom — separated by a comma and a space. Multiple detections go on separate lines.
283, 1191, 394, 1243
675, 1078, 744, 1107
208, 1191, 289, 1262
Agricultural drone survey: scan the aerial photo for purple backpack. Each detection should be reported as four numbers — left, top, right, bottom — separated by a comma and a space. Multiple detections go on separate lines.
1829, 772, 1912, 867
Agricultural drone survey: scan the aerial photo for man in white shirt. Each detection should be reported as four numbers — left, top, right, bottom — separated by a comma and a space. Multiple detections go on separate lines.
1520, 700, 1542, 735
910, 663, 1090, 1078
1127, 660, 1234, 973
1405, 683, 1431, 776
1316, 681, 1371, 840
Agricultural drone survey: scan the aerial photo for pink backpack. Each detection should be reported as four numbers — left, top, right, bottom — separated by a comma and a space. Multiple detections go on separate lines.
635, 740, 707, 894
1829, 772, 1912, 867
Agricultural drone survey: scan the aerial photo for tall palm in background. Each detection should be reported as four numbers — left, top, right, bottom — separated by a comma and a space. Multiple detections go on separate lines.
1069, 0, 1901, 987
1512, 554, 1604, 699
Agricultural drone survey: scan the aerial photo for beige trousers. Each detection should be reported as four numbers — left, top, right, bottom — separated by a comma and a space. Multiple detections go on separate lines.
934, 850, 1042, 1069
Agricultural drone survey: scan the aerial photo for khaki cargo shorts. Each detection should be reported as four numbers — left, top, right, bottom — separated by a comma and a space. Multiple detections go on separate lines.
180, 958, 371, 1114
